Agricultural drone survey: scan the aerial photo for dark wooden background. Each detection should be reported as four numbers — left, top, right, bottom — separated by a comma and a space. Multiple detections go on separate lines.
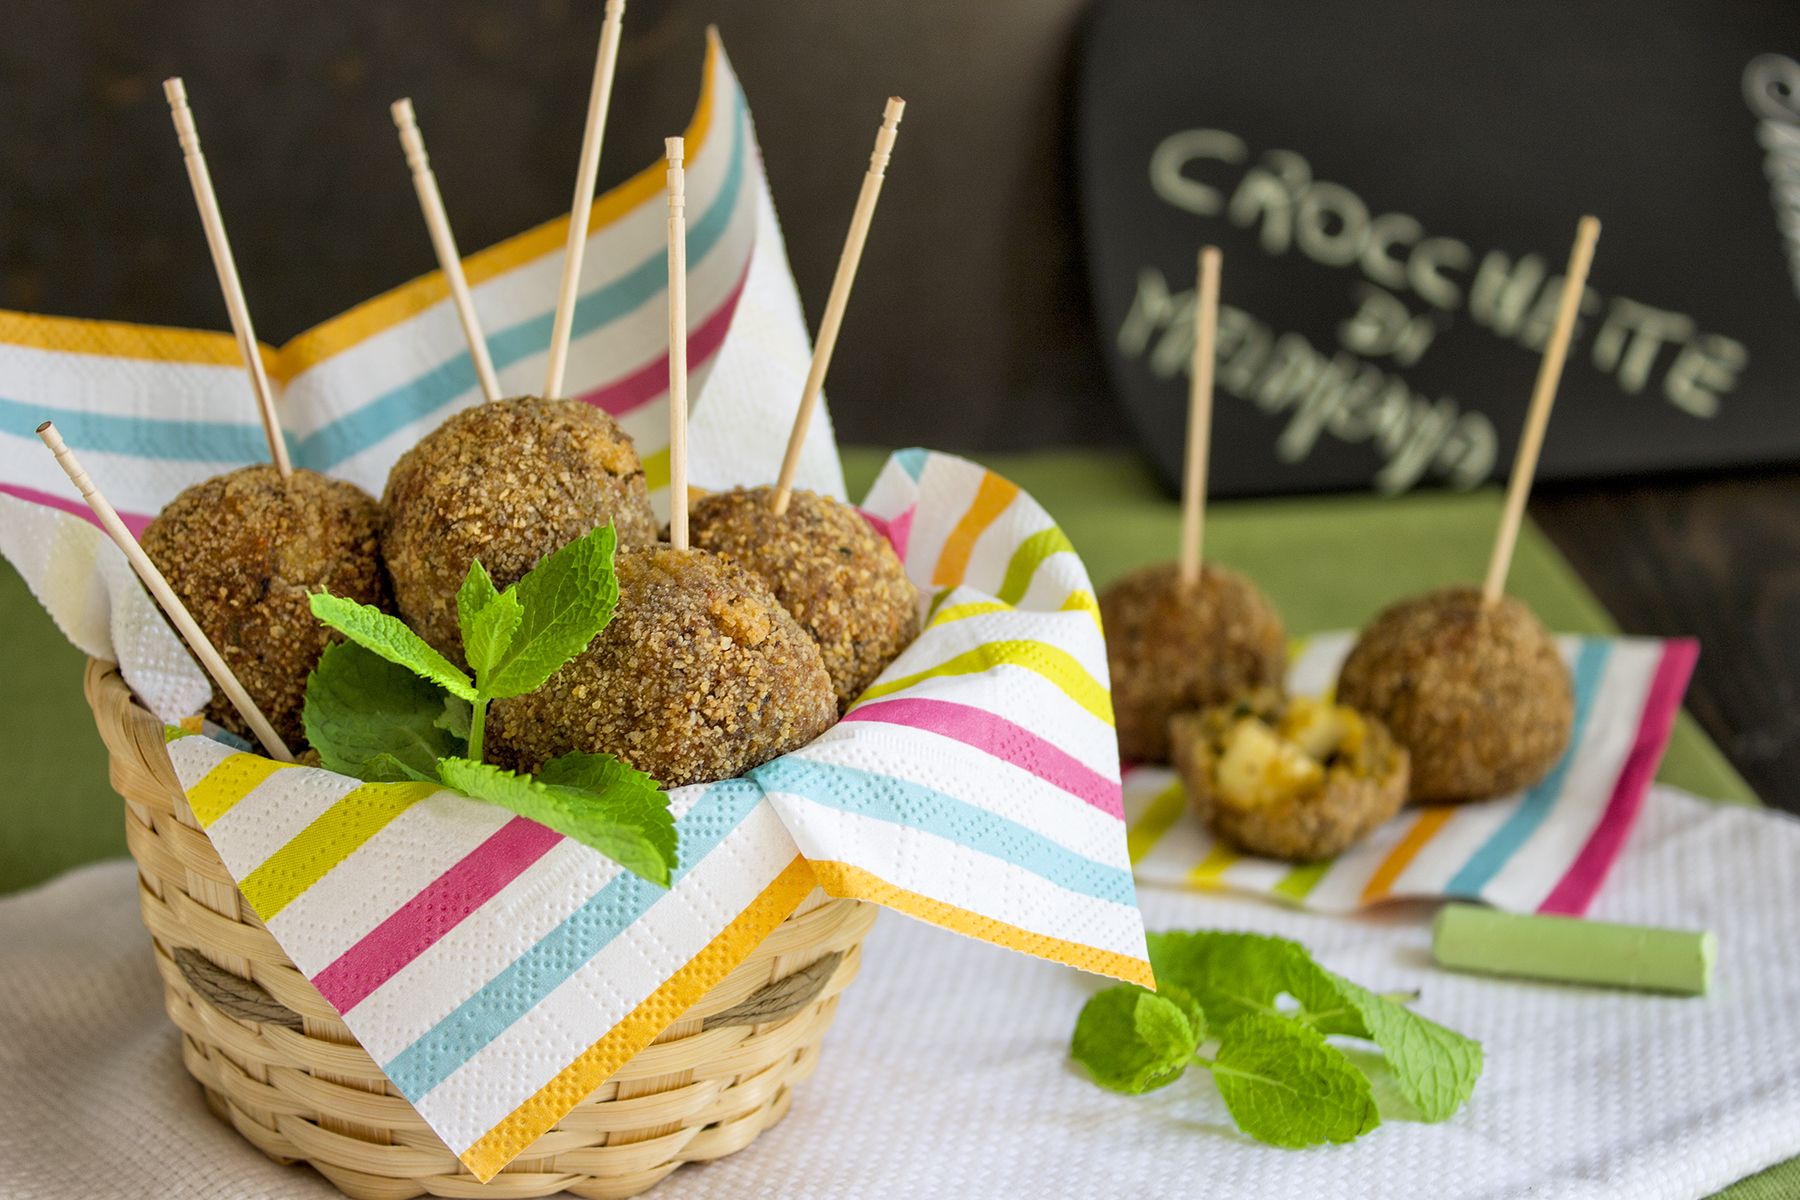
2, 0, 1795, 812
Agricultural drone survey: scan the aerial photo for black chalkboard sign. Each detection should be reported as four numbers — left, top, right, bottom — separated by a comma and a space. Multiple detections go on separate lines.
1077, 0, 1800, 497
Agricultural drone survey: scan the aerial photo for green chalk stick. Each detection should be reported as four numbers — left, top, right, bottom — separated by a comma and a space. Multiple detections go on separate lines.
1432, 904, 1715, 995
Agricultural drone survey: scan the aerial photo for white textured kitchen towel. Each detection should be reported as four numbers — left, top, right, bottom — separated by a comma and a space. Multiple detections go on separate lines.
2, 785, 1796, 1199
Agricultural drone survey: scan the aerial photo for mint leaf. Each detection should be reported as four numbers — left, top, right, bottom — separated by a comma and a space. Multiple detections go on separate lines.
303, 642, 463, 782
539, 751, 677, 875
481, 524, 619, 698
437, 755, 673, 885
310, 591, 476, 701
362, 752, 440, 783
1209, 1014, 1380, 1148
456, 558, 501, 636
1148, 932, 1363, 1036
1325, 975, 1482, 1122
465, 588, 523, 678
435, 696, 473, 739
1071, 985, 1204, 1095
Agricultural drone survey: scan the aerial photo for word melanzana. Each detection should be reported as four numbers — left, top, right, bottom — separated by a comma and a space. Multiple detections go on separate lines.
1148, 129, 1746, 420
1120, 270, 1494, 494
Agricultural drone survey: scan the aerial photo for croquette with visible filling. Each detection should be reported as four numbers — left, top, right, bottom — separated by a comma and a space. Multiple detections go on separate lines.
381, 397, 658, 658
1336, 586, 1573, 804
1170, 690, 1409, 861
139, 465, 388, 749
1100, 561, 1287, 762
688, 486, 919, 711
489, 546, 836, 787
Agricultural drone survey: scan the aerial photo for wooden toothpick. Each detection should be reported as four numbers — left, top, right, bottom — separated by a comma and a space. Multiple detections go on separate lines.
666, 137, 689, 550
391, 98, 502, 403
37, 422, 296, 762
769, 96, 906, 516
1179, 246, 1222, 588
163, 78, 291, 477
1481, 215, 1601, 606
543, 0, 628, 400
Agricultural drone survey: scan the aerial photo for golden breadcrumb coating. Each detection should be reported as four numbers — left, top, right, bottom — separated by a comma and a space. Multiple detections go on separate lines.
1099, 561, 1287, 762
140, 465, 387, 749
381, 397, 658, 659
1336, 586, 1573, 804
489, 546, 836, 787
689, 486, 919, 711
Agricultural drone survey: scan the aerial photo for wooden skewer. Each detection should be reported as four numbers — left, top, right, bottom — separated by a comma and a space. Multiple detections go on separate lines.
1481, 215, 1601, 606
543, 0, 628, 400
666, 137, 689, 550
769, 96, 906, 516
391, 98, 502, 403
163, 78, 292, 478
37, 422, 296, 762
1179, 246, 1222, 588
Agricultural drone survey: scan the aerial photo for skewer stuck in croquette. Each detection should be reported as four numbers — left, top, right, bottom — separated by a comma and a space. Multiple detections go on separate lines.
486, 138, 835, 789
381, 397, 659, 659
1099, 246, 1287, 763
1169, 690, 1408, 861
689, 485, 918, 711
1336, 586, 1572, 805
1340, 219, 1599, 805
141, 81, 390, 751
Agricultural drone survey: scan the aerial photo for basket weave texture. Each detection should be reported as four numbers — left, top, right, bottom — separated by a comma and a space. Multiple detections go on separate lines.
85, 659, 876, 1199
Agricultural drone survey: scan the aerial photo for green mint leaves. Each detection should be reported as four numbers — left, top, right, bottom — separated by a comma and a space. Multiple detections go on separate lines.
475, 523, 620, 699
1070, 930, 1481, 1149
1070, 985, 1205, 1095
303, 524, 674, 885
303, 642, 463, 781
1209, 1013, 1380, 1147
438, 754, 676, 887
308, 591, 477, 701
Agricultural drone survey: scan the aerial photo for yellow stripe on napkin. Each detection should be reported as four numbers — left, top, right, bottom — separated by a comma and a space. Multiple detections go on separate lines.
808, 859, 1154, 989
186, 753, 296, 828
859, 639, 1113, 726
238, 781, 440, 920
459, 856, 817, 1182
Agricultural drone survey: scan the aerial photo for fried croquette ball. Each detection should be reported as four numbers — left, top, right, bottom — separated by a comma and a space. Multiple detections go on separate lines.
381, 397, 658, 659
140, 464, 387, 749
688, 486, 919, 711
1099, 561, 1287, 762
489, 546, 836, 787
1169, 690, 1409, 861
1336, 586, 1573, 804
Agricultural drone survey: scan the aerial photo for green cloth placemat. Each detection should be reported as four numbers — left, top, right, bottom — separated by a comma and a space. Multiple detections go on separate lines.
0, 447, 1783, 1196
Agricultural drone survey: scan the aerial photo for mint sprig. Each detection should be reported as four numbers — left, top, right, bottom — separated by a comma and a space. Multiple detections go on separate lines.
1070, 930, 1481, 1149
302, 524, 674, 885
438, 754, 675, 887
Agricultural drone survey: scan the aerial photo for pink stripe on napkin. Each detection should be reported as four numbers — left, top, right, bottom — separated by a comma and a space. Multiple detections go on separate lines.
843, 696, 1123, 818
313, 817, 565, 1013
0, 482, 151, 537
1539, 638, 1698, 915
577, 259, 750, 418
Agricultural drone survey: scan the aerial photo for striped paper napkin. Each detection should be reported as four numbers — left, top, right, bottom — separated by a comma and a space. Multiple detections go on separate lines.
1125, 632, 1696, 915
0, 40, 1150, 1178
142, 448, 1148, 1179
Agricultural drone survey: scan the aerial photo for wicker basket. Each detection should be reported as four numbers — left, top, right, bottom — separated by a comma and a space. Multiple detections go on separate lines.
84, 659, 876, 1199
